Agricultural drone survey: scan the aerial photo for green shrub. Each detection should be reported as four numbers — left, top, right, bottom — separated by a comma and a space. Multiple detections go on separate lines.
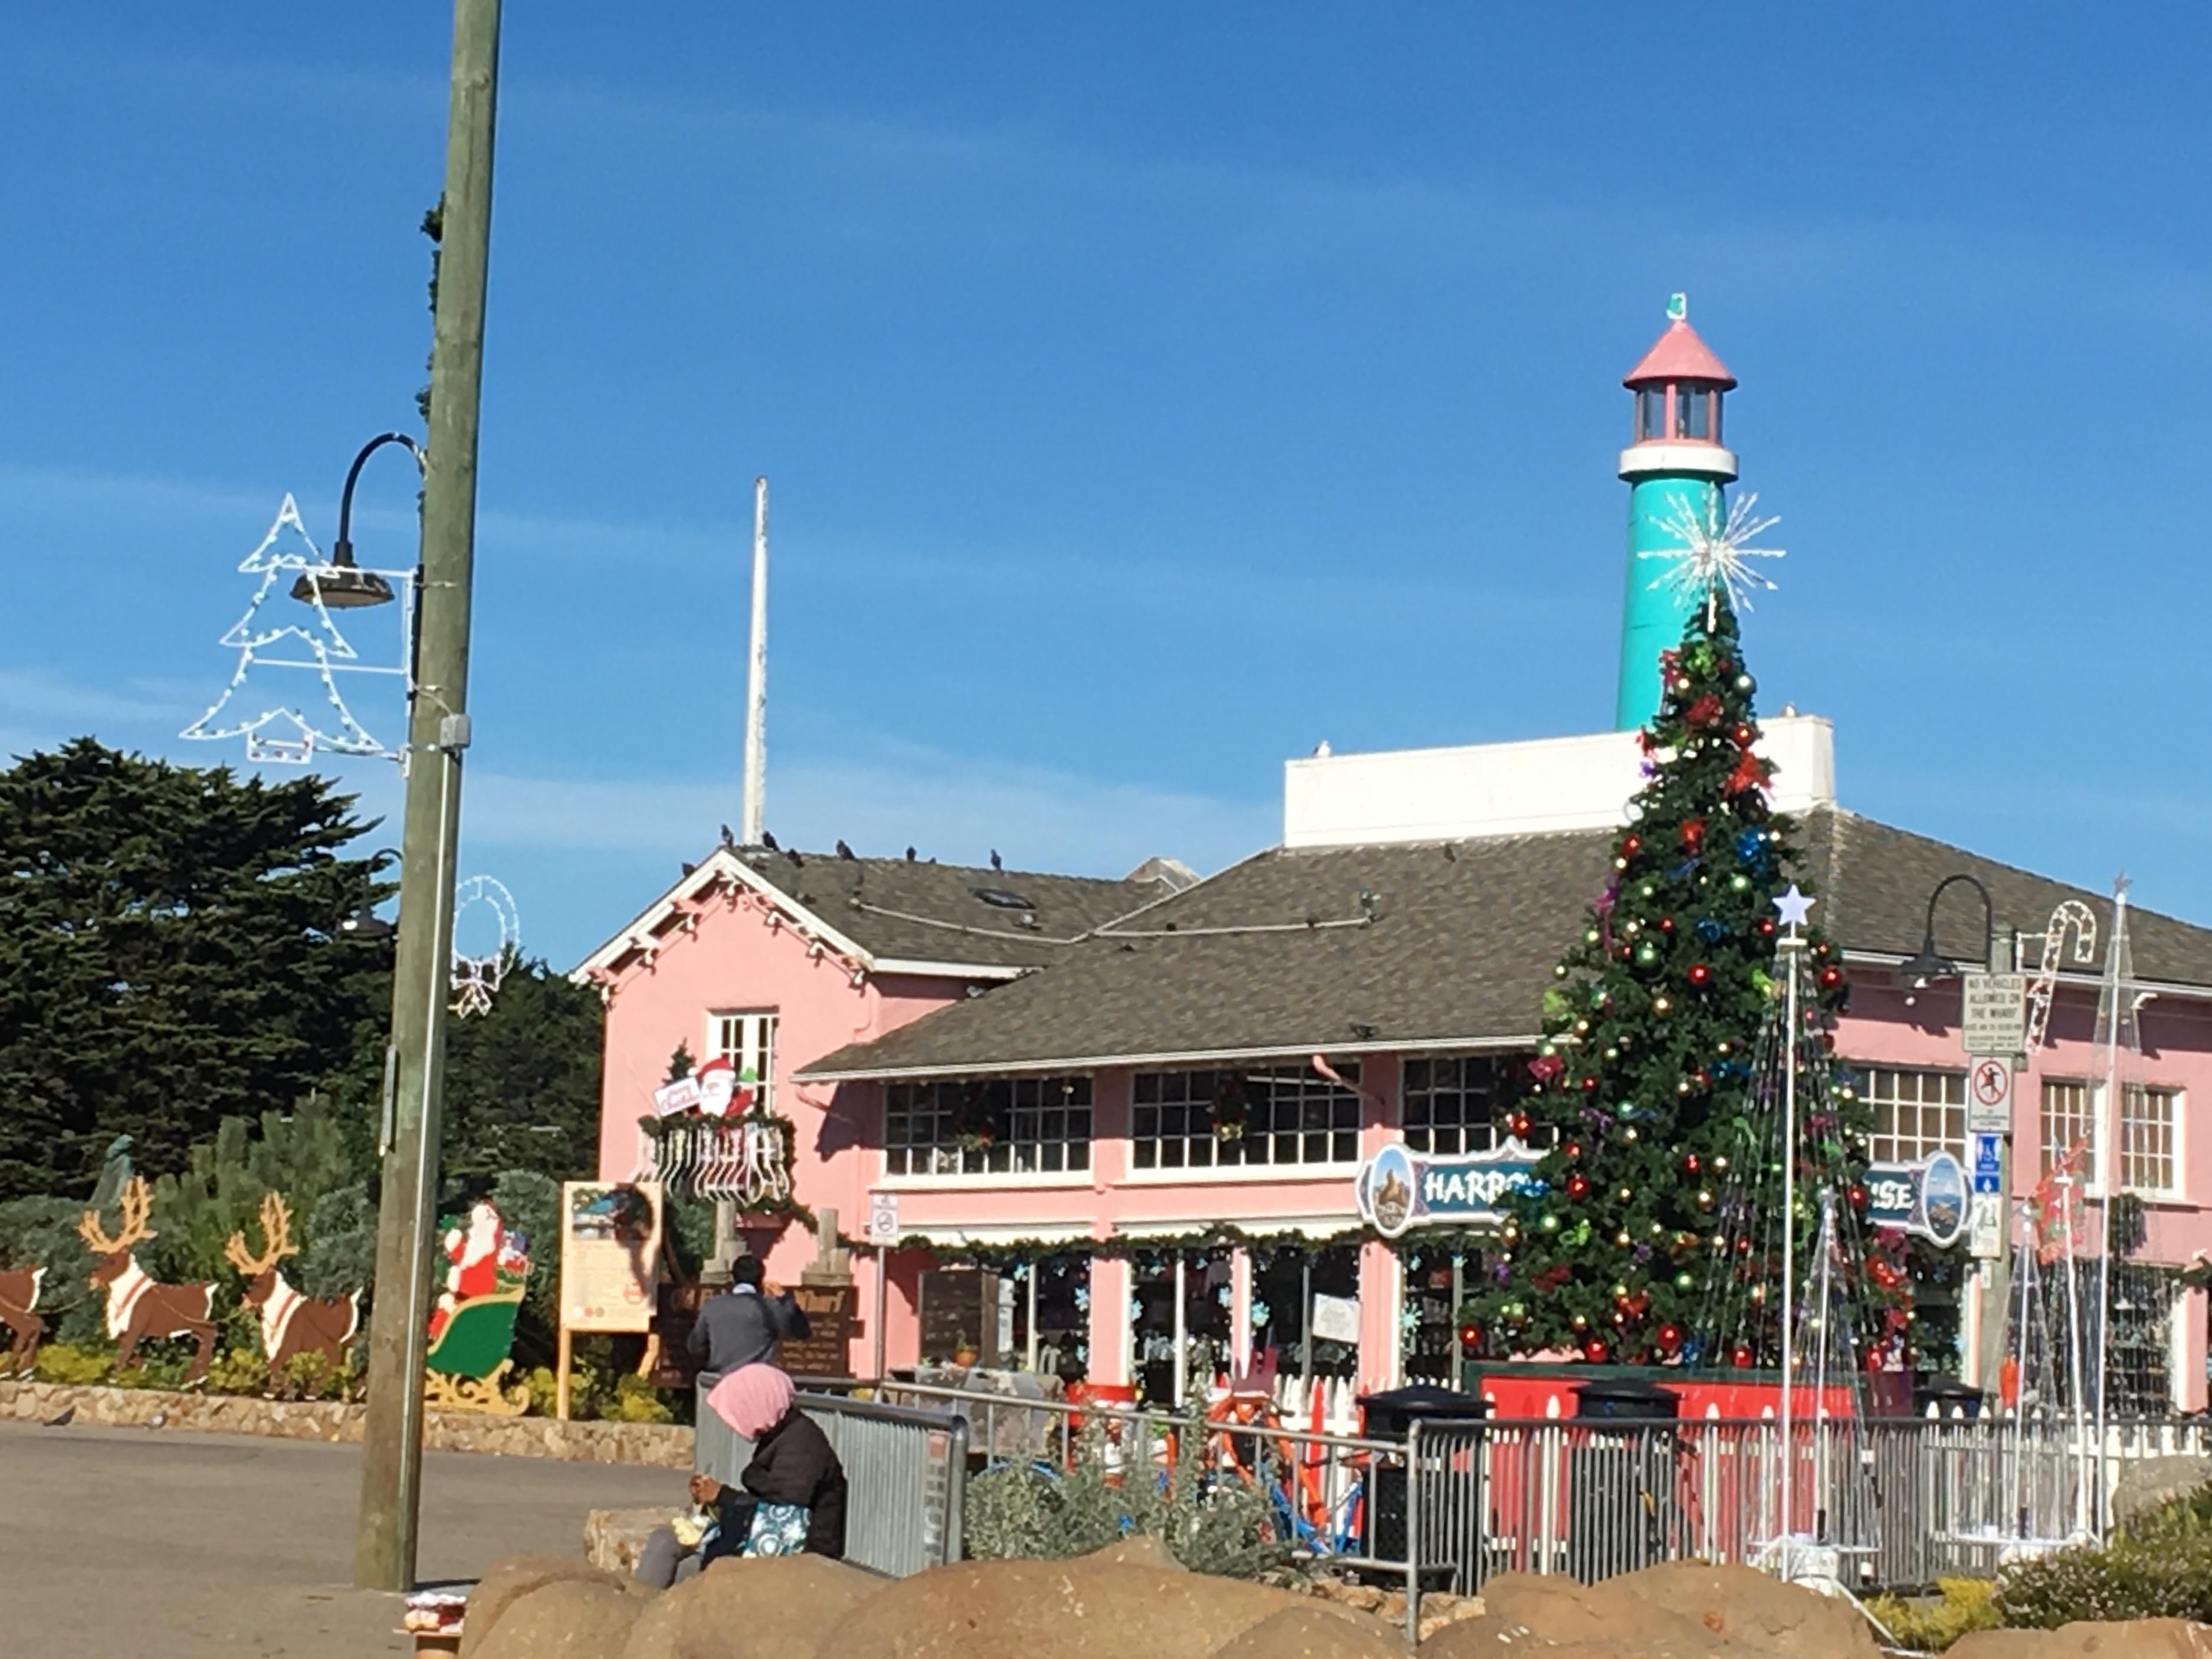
962, 1417, 1285, 1579
606, 1372, 675, 1424
1866, 1578, 2000, 1651
1997, 1533, 2212, 1628
32, 1342, 110, 1386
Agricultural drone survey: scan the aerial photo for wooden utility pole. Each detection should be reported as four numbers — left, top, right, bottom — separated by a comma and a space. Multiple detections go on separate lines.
355, 0, 501, 1593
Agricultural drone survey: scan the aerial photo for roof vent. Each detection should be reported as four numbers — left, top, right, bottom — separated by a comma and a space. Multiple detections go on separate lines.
972, 888, 1036, 911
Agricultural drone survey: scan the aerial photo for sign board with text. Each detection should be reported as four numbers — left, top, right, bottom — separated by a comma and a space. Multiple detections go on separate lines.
1969, 1193, 2004, 1259
1971, 1132, 2004, 1195
1967, 1056, 2014, 1134
777, 1283, 859, 1378
1961, 973, 2029, 1057
866, 1191, 900, 1244
560, 1181, 663, 1333
1354, 1139, 1539, 1238
1865, 1152, 1970, 1249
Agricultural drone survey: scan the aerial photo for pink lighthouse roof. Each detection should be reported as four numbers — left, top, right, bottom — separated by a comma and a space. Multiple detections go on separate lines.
1623, 318, 1737, 391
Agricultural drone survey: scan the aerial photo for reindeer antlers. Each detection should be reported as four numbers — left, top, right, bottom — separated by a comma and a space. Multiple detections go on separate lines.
222, 1192, 300, 1278
78, 1175, 157, 1256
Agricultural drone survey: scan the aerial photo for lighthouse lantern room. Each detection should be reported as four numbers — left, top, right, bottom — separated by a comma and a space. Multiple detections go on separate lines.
1615, 295, 1744, 731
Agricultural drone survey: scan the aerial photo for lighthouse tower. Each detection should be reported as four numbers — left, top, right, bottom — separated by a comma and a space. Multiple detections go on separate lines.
1614, 296, 1738, 730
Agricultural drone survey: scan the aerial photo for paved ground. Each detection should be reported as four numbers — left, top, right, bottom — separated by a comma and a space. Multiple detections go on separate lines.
0, 1419, 675, 1657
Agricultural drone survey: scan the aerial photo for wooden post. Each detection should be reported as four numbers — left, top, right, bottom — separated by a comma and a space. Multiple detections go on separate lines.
555, 1324, 572, 1421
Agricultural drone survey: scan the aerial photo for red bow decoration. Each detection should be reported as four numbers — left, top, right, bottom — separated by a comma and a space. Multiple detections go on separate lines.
1725, 753, 1768, 796
1681, 817, 1706, 853
1686, 693, 1724, 728
1528, 1054, 1564, 1084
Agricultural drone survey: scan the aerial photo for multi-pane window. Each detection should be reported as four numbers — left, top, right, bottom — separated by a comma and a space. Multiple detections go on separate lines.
1402, 1055, 1541, 1154
2040, 1078, 2098, 1187
883, 1077, 1092, 1177
1132, 1067, 1361, 1170
2122, 1085, 2180, 1197
708, 1011, 777, 1109
1862, 1066, 1966, 1164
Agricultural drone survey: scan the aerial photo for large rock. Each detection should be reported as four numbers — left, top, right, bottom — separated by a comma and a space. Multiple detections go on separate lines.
1604, 1562, 1883, 1659
818, 1557, 1335, 1659
1422, 1565, 1870, 1659
2110, 1461, 2212, 1530
620, 1555, 885, 1659
1210, 1604, 1406, 1658
471, 1578, 644, 1659
1082, 1535, 1186, 1572
463, 1554, 634, 1658
1954, 1622, 2212, 1659
588, 1507, 677, 1576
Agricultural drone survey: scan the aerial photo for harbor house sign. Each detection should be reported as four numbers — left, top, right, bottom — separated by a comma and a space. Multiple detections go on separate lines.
1354, 1139, 1539, 1239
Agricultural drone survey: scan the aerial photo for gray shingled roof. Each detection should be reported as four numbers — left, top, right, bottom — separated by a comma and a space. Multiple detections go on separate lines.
797, 809, 2212, 1079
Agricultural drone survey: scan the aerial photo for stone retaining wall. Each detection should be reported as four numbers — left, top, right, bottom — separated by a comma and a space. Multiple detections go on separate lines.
0, 1379, 694, 1467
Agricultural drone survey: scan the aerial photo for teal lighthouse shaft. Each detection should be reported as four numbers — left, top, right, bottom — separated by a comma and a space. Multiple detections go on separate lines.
1614, 296, 1740, 730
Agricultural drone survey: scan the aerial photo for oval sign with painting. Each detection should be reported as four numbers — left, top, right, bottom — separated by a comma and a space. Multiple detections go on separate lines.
1918, 1151, 1968, 1250
1358, 1142, 1417, 1239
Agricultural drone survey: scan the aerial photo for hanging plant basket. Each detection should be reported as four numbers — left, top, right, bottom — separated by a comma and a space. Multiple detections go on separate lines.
949, 1080, 1006, 1154
1209, 1075, 1251, 1142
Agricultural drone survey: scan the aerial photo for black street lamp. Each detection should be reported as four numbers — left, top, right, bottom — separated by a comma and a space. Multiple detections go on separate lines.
291, 432, 422, 610
339, 847, 403, 940
1901, 872, 1997, 1000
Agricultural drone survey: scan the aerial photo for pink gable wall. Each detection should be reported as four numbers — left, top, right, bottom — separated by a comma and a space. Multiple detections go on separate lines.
593, 886, 976, 1368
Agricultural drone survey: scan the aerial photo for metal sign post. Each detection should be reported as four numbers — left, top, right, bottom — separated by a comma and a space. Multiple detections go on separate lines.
1963, 947, 2022, 1392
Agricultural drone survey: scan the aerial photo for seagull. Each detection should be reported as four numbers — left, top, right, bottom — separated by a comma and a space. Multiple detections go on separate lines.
990, 850, 1003, 873
835, 840, 857, 860
760, 830, 780, 852
718, 823, 736, 846
1312, 740, 1331, 757
905, 846, 917, 862
43, 1406, 73, 1427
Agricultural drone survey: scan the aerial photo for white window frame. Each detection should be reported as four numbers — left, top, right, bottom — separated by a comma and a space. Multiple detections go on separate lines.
1400, 1054, 1549, 1154
1130, 1066, 1363, 1174
2040, 1077, 2184, 1200
882, 1076, 1094, 1180
707, 1010, 778, 1111
1862, 1065, 1967, 1166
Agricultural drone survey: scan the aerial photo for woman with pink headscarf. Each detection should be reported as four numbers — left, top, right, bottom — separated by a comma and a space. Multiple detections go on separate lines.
635, 1364, 848, 1588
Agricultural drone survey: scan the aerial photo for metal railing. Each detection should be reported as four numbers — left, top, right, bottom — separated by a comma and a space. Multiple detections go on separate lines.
694, 1379, 969, 1578
876, 1381, 2212, 1635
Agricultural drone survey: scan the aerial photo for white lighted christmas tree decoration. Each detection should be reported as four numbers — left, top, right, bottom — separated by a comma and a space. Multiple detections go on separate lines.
450, 875, 522, 1017
181, 494, 413, 764
1641, 490, 1786, 625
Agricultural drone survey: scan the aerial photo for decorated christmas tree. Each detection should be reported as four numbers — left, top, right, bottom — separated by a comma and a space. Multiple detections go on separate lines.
1464, 590, 1879, 1368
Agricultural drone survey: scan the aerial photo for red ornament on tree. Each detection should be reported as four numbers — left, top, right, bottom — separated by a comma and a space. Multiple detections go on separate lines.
1565, 1141, 1583, 1161
1731, 1342, 1756, 1369
1459, 1324, 1483, 1352
1725, 753, 1766, 796
1731, 722, 1756, 749
1688, 962, 1712, 987
1620, 833, 1643, 860
1681, 817, 1707, 853
1582, 1339, 1610, 1364
1847, 1183, 1869, 1210
1658, 915, 1675, 932
1509, 1111, 1534, 1137
1758, 917, 1777, 937
1682, 1153, 1701, 1174
1657, 1323, 1682, 1351
1819, 966, 1843, 990
1566, 1173, 1591, 1200
1686, 693, 1724, 728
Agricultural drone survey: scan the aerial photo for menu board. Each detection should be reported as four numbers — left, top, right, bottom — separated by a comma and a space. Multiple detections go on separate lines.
778, 1283, 859, 1378
559, 1181, 664, 1333
918, 1266, 1003, 1365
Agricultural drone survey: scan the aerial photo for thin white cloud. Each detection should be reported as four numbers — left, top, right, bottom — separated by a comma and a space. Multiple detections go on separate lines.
0, 668, 179, 727
463, 748, 1275, 881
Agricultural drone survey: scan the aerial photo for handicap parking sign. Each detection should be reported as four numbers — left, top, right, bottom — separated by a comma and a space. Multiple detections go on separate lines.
1971, 1132, 2003, 1196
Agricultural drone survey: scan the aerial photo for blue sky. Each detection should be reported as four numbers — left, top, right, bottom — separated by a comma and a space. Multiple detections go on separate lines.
3, 5, 2208, 967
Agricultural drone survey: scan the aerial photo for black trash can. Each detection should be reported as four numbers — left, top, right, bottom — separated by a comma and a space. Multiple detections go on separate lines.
1566, 1377, 1681, 1583
1914, 1375, 1986, 1420
1359, 1386, 1493, 1568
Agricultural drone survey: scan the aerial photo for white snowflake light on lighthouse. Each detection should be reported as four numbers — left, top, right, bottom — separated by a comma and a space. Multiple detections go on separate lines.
1640, 490, 1786, 624
181, 494, 412, 764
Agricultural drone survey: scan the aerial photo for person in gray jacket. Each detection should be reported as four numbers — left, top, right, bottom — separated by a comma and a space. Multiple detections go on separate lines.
688, 1255, 810, 1375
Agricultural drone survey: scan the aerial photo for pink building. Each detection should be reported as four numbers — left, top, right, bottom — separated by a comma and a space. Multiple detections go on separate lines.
583, 308, 2212, 1412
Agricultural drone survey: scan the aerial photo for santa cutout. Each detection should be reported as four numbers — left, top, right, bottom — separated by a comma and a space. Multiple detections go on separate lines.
695, 1056, 758, 1119
428, 1200, 503, 1342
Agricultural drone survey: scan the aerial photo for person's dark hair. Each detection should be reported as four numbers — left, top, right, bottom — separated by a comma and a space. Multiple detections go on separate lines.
730, 1256, 765, 1289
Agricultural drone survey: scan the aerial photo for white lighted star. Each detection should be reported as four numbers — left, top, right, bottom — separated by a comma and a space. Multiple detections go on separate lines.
1773, 884, 1814, 929
1640, 491, 1785, 621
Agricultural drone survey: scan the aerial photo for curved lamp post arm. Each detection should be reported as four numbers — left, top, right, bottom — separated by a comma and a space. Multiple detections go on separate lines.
333, 433, 426, 566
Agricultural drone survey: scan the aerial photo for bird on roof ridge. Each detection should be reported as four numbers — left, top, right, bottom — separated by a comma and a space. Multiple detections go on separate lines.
990, 849, 1003, 872
762, 830, 780, 851
836, 839, 856, 860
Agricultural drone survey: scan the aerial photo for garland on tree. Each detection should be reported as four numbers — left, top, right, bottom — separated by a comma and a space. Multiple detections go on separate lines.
1462, 594, 1894, 1368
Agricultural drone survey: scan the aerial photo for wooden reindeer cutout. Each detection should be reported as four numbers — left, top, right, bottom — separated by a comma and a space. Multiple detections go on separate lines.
77, 1176, 218, 1384
224, 1193, 360, 1387
0, 1265, 45, 1376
